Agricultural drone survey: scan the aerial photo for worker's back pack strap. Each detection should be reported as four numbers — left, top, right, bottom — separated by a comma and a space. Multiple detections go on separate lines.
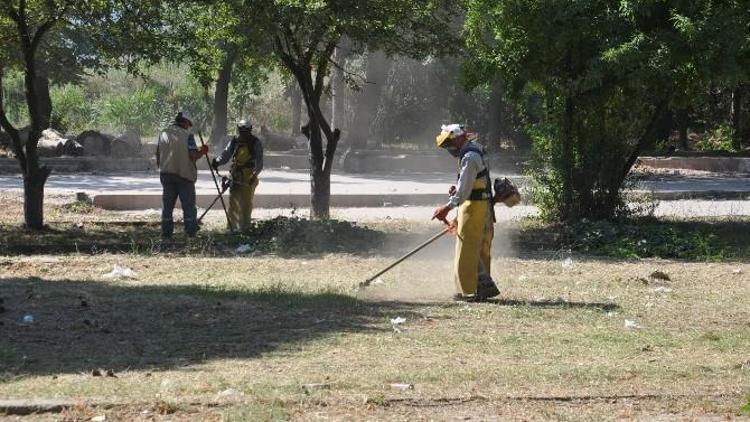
458, 145, 488, 181
459, 144, 496, 222
231, 136, 257, 170
469, 189, 491, 200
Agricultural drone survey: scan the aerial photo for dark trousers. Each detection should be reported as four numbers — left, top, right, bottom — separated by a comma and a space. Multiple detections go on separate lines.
160, 173, 197, 238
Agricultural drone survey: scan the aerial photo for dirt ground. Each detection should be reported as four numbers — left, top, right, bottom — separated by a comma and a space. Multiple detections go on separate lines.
1, 193, 749, 420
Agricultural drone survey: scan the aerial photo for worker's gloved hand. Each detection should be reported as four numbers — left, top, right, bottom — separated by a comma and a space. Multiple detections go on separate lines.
448, 185, 456, 196
199, 144, 209, 155
431, 205, 451, 223
211, 158, 219, 170
447, 218, 458, 236
221, 176, 231, 191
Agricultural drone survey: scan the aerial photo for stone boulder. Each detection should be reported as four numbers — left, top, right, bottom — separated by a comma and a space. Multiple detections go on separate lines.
62, 138, 84, 156
258, 126, 298, 151
76, 130, 113, 156
111, 131, 142, 158
37, 129, 69, 157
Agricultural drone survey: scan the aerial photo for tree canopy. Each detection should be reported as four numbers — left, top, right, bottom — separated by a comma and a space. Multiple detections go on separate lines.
464, 0, 750, 220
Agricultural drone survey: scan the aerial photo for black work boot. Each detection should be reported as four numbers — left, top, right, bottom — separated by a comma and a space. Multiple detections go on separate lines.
476, 276, 500, 301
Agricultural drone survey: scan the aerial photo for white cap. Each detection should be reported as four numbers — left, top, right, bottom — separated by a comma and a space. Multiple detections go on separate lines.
237, 119, 252, 128
440, 123, 465, 138
176, 111, 193, 123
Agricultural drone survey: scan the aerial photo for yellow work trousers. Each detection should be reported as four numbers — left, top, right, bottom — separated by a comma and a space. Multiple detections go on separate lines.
454, 199, 494, 295
228, 176, 258, 232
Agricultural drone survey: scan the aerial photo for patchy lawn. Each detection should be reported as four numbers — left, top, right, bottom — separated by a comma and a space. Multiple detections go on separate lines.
1, 192, 749, 420
1, 255, 749, 420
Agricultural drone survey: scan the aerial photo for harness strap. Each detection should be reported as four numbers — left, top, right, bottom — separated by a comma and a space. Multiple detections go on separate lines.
469, 189, 491, 201
459, 144, 496, 222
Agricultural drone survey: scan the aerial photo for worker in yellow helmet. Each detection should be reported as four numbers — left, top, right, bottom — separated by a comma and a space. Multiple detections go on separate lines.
432, 124, 500, 302
212, 119, 263, 232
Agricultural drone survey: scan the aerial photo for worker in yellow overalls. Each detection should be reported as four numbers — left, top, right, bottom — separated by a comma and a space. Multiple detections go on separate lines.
212, 119, 264, 232
432, 124, 500, 302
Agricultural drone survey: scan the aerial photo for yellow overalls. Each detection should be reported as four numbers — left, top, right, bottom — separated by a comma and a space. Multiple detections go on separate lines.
228, 141, 259, 232
454, 155, 494, 295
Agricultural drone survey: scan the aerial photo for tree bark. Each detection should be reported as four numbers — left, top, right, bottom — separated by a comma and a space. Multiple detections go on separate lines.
209, 51, 237, 146
560, 94, 575, 220
23, 166, 50, 229
330, 39, 352, 135
275, 33, 339, 220
349, 50, 391, 149
487, 77, 505, 147
676, 108, 689, 150
604, 102, 667, 214
34, 72, 51, 130
289, 82, 302, 136
731, 84, 744, 150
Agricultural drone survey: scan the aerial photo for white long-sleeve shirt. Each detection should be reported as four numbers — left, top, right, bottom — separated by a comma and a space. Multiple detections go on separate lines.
447, 141, 487, 209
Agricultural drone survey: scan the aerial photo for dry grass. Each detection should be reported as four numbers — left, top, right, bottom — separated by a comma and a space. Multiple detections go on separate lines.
1, 254, 749, 420
1, 191, 750, 420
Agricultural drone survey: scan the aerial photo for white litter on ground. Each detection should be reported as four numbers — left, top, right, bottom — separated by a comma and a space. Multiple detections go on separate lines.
104, 264, 138, 279
624, 319, 642, 330
561, 257, 574, 268
390, 316, 406, 333
217, 388, 242, 397
235, 244, 252, 254
390, 317, 406, 325
652, 286, 673, 294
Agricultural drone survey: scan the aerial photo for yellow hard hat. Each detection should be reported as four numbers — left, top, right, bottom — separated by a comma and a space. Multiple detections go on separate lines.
436, 124, 465, 148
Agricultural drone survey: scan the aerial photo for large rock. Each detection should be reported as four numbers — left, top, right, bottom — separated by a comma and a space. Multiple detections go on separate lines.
111, 131, 142, 158
37, 129, 67, 157
258, 126, 298, 151
62, 138, 84, 156
0, 130, 10, 147
76, 130, 113, 156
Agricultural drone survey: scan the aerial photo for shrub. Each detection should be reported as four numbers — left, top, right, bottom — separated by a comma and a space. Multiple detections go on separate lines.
694, 124, 737, 152
50, 83, 95, 134
96, 87, 165, 136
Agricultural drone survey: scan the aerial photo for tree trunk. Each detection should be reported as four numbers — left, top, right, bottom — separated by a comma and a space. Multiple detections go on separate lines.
487, 77, 504, 149
296, 76, 340, 220
289, 82, 302, 136
731, 84, 744, 150
310, 167, 331, 220
676, 108, 689, 150
23, 166, 50, 229
22, 46, 50, 229
560, 95, 575, 220
302, 101, 331, 220
330, 39, 351, 136
349, 50, 391, 149
34, 73, 51, 130
605, 102, 667, 215
209, 51, 237, 146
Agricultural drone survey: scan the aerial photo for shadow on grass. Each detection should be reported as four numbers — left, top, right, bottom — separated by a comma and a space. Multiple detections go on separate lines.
488, 298, 619, 312
0, 277, 421, 379
0, 216, 388, 257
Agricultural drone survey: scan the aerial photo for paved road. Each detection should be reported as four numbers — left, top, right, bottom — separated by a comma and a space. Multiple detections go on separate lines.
0, 170, 748, 217
0, 170, 468, 195
0, 169, 747, 196
125, 200, 750, 222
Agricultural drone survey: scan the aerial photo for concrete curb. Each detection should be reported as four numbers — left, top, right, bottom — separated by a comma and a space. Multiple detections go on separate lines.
0, 399, 78, 415
92, 190, 750, 211
638, 156, 750, 173
94, 193, 449, 210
